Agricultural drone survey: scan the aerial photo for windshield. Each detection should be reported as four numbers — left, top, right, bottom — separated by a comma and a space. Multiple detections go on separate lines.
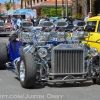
0, 22, 4, 26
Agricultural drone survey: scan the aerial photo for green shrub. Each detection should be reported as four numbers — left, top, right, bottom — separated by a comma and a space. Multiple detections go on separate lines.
71, 13, 82, 19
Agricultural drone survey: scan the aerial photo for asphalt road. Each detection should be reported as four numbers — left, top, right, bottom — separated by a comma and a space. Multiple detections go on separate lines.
0, 36, 100, 100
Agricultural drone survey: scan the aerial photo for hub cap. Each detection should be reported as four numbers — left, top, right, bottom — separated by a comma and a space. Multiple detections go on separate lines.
20, 61, 25, 82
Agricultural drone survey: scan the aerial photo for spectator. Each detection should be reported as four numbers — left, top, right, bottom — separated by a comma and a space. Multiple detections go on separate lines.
13, 17, 17, 30
84, 12, 92, 22
44, 15, 50, 21
17, 16, 22, 29
5, 17, 8, 23
30, 16, 35, 26
39, 17, 45, 26
35, 16, 40, 26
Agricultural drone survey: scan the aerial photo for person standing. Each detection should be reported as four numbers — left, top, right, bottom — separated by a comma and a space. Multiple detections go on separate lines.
30, 16, 35, 26
17, 16, 22, 29
13, 17, 17, 30
39, 17, 45, 26
35, 16, 40, 26
44, 15, 50, 21
84, 12, 92, 21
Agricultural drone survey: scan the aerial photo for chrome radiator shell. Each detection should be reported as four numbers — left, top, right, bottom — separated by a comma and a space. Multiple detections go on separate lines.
51, 44, 84, 74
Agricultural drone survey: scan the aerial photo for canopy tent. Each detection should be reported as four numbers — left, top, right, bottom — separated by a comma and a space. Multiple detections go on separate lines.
12, 9, 37, 18
0, 13, 6, 17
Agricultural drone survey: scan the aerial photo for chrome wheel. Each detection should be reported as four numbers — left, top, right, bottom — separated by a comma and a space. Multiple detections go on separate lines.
20, 61, 25, 82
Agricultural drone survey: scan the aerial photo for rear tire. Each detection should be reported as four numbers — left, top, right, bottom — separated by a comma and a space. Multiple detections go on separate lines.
0, 43, 8, 69
19, 52, 37, 88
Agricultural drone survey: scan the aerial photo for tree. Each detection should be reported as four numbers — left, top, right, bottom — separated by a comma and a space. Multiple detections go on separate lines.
72, 0, 78, 15
41, 7, 50, 17
5, 2, 12, 11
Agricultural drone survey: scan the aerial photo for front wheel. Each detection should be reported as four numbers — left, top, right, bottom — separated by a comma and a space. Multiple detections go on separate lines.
19, 52, 37, 88
96, 75, 100, 85
92, 78, 97, 84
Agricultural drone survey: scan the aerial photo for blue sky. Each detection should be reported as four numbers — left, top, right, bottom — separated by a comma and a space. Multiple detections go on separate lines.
0, 0, 19, 4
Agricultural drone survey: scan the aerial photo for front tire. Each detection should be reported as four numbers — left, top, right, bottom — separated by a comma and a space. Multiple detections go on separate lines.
19, 52, 37, 88
0, 43, 8, 69
92, 78, 97, 84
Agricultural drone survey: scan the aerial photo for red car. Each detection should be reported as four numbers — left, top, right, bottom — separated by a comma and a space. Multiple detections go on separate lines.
0, 22, 12, 36
4, 23, 12, 31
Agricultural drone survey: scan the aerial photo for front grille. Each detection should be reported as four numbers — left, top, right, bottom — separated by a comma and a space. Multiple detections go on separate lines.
51, 49, 84, 74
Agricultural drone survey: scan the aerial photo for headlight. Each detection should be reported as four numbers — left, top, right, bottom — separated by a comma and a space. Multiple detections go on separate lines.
90, 48, 98, 56
38, 48, 47, 58
73, 31, 85, 38
77, 31, 84, 37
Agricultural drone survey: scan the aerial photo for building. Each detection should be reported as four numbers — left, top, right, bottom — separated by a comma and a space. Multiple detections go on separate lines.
20, 0, 72, 16
0, 3, 20, 14
21, 0, 72, 8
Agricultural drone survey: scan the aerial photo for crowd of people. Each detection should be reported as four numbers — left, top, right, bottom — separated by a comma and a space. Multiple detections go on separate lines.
0, 12, 99, 32
0, 14, 51, 31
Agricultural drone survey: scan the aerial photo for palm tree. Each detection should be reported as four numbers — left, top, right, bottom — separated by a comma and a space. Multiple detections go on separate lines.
62, 0, 64, 17
72, 0, 78, 15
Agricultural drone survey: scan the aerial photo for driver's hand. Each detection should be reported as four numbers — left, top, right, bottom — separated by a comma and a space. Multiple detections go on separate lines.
16, 38, 20, 41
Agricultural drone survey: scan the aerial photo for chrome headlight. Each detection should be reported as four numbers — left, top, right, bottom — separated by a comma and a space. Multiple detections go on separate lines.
38, 48, 47, 58
90, 48, 98, 56
77, 31, 85, 37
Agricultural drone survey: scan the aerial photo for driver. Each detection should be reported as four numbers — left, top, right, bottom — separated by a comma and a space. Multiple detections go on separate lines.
86, 22, 95, 32
8, 31, 22, 61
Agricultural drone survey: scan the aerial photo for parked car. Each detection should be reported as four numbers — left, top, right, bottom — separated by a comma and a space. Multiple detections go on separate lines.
82, 16, 100, 52
0, 22, 12, 36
